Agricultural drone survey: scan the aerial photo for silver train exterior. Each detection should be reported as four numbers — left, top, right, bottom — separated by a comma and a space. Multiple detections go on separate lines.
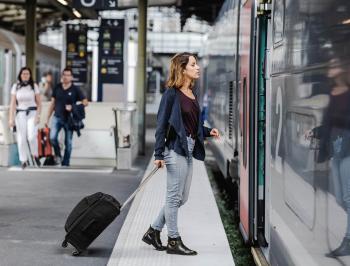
202, 0, 350, 265
0, 28, 60, 105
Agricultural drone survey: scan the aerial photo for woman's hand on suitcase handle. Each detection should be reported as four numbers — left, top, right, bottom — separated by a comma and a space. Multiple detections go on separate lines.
45, 118, 50, 128
154, 160, 165, 168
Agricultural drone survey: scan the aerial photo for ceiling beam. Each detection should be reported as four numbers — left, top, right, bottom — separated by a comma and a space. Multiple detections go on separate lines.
76, 7, 98, 19
47, 0, 75, 19
0, 1, 52, 8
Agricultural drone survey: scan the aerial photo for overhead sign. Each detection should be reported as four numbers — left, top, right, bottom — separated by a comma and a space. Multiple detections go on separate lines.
73, 0, 117, 10
98, 19, 125, 101
66, 24, 88, 84
117, 0, 176, 8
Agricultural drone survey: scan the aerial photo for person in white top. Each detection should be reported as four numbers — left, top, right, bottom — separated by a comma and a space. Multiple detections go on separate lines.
8, 67, 42, 169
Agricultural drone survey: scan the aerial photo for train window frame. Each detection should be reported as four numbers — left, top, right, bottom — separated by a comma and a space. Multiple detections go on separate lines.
272, 0, 285, 47
243, 77, 247, 168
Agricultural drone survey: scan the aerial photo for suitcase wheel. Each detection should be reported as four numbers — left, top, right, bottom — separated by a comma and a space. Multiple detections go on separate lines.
61, 240, 68, 248
72, 249, 81, 256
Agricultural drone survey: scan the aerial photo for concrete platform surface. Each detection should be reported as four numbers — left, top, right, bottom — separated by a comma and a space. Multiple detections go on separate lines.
107, 158, 235, 266
0, 164, 150, 266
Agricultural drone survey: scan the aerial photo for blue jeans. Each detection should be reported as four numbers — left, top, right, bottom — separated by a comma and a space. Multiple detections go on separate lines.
152, 137, 195, 238
330, 129, 350, 238
50, 115, 73, 166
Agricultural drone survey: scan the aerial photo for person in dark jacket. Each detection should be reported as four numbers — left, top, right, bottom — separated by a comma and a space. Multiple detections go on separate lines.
142, 52, 219, 255
46, 68, 88, 166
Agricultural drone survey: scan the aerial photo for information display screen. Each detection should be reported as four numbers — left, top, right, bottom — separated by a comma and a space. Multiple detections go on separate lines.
66, 24, 88, 84
98, 19, 125, 84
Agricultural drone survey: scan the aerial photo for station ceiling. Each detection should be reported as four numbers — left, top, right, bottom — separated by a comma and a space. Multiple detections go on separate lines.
0, 0, 224, 34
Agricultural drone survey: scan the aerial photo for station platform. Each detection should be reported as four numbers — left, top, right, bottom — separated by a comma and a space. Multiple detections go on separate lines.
0, 131, 154, 266
0, 128, 235, 266
0, 165, 144, 266
107, 156, 235, 266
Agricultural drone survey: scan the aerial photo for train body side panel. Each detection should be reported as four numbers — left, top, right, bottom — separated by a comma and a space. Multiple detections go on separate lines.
203, 0, 241, 181
238, 0, 252, 239
268, 0, 350, 265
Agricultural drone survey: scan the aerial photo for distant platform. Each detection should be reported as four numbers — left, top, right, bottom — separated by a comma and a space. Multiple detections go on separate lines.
6, 166, 115, 174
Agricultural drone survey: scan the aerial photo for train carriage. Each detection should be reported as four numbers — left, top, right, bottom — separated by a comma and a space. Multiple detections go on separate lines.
202, 0, 350, 264
0, 28, 60, 105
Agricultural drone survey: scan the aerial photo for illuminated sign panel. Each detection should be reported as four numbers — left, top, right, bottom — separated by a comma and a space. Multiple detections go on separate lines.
73, 0, 117, 9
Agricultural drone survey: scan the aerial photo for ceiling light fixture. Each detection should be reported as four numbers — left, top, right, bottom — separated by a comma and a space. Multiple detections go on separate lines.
342, 19, 350, 24
72, 8, 82, 18
56, 0, 68, 6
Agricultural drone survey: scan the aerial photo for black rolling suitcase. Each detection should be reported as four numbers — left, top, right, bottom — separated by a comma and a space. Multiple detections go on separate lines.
62, 167, 158, 256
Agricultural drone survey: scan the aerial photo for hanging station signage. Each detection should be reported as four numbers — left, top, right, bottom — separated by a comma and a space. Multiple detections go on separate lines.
66, 24, 88, 84
98, 19, 125, 86
73, 0, 117, 10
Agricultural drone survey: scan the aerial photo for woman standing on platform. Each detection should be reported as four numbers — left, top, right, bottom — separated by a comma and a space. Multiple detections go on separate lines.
8, 67, 42, 169
142, 52, 219, 255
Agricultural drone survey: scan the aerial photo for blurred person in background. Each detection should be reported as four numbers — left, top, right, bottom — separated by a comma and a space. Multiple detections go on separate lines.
39, 71, 54, 101
46, 68, 88, 167
8, 67, 42, 169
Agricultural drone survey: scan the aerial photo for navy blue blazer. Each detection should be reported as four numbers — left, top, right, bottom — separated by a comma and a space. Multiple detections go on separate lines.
154, 87, 212, 161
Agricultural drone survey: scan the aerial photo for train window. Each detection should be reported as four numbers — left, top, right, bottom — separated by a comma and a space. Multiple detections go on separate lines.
243, 77, 247, 168
273, 0, 285, 46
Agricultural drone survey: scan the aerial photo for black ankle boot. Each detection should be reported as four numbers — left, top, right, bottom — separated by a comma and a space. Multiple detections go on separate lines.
167, 237, 197, 255
142, 226, 166, 251
33, 156, 41, 167
21, 162, 27, 169
326, 237, 350, 257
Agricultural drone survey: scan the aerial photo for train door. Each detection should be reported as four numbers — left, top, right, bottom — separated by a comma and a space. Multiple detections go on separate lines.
238, 0, 271, 248
238, 0, 253, 242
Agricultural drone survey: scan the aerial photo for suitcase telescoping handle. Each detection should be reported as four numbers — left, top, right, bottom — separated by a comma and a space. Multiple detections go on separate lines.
120, 166, 159, 211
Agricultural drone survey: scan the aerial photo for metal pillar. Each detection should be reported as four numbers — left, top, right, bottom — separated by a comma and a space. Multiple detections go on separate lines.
136, 0, 147, 155
25, 0, 37, 79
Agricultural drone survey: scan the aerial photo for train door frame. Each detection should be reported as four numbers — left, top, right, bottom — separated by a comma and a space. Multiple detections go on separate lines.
262, 3, 273, 260
238, 0, 271, 248
252, 3, 271, 249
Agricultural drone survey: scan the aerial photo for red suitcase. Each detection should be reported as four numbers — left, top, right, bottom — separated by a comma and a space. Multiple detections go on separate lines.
38, 127, 53, 158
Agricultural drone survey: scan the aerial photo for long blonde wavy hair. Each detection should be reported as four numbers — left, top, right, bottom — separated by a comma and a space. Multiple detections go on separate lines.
165, 52, 197, 89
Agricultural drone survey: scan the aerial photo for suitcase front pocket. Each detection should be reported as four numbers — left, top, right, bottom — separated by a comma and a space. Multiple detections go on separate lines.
81, 219, 97, 232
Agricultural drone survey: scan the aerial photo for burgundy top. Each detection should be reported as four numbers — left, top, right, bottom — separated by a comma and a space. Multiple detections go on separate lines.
179, 90, 200, 138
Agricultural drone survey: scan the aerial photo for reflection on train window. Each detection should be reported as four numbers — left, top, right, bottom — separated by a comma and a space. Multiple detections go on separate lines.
286, 111, 316, 172
273, 0, 285, 45
243, 77, 247, 168
284, 111, 317, 230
